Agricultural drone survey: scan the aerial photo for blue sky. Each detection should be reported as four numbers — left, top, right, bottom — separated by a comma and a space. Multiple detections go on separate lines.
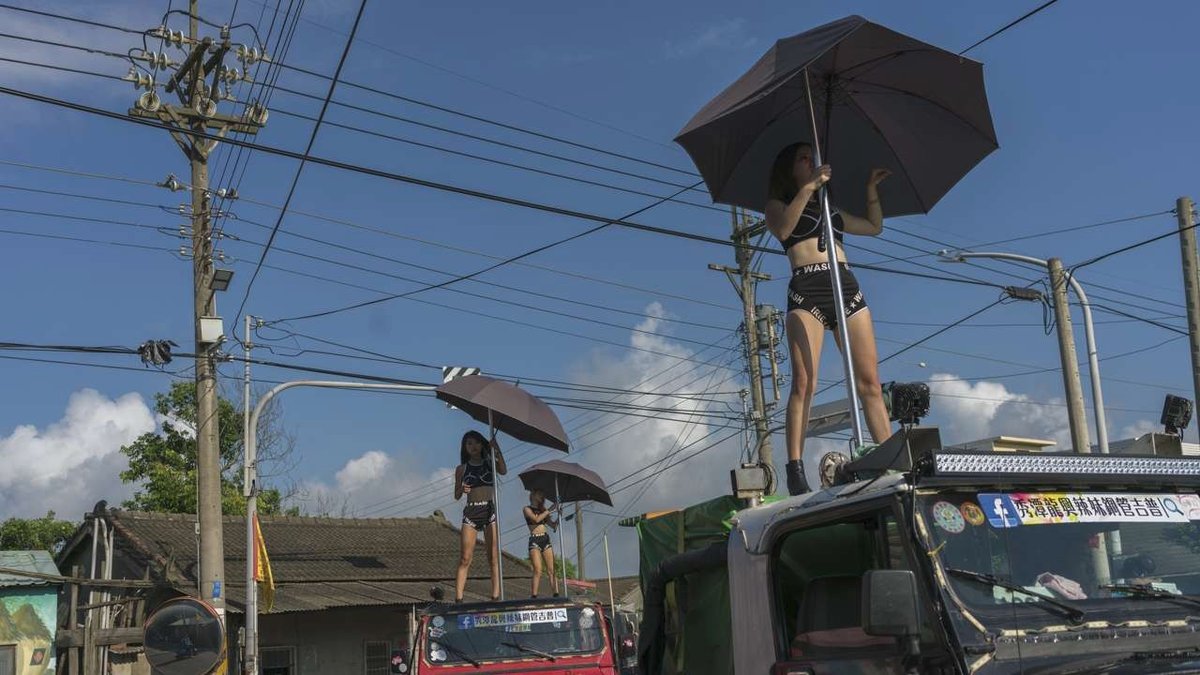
1, 0, 1198, 574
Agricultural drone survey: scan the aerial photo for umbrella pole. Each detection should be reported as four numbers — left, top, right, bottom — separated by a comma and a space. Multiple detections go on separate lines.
489, 410, 504, 600
556, 476, 568, 596
603, 530, 615, 611
803, 68, 866, 450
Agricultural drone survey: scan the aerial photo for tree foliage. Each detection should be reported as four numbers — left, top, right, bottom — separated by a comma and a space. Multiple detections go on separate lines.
0, 511, 77, 554
120, 381, 297, 515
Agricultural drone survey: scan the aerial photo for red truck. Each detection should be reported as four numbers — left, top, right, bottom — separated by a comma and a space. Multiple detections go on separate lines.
395, 597, 624, 675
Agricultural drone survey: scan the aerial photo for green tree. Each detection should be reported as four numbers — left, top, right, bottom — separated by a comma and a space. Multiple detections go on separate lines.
553, 558, 579, 580
120, 381, 297, 515
0, 511, 77, 554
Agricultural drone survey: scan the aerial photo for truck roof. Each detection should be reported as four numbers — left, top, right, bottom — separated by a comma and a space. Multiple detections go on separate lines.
730, 446, 1200, 554
419, 596, 597, 617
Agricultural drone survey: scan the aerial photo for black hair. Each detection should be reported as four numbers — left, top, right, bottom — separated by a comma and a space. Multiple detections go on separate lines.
768, 141, 814, 205
459, 430, 490, 465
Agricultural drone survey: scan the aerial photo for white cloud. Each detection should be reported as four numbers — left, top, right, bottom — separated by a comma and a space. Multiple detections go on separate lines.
294, 449, 456, 519
0, 389, 156, 519
927, 374, 1072, 449
561, 303, 742, 576
664, 18, 758, 59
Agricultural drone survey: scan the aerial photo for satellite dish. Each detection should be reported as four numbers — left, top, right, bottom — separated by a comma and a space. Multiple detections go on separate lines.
143, 597, 226, 675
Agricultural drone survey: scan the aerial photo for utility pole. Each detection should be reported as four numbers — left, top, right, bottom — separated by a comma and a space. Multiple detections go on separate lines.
575, 503, 585, 581
127, 0, 267, 622
1176, 197, 1200, 410
1048, 258, 1091, 454
242, 314, 258, 675
709, 208, 779, 492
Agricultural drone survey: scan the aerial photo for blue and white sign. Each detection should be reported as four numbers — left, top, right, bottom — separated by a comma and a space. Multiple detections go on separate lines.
978, 493, 1020, 528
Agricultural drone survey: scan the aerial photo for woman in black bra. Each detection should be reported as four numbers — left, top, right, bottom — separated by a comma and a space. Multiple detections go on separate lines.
764, 142, 894, 495
523, 489, 559, 598
453, 429, 507, 602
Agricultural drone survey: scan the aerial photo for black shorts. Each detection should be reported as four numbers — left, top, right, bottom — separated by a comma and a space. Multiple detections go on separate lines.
462, 501, 496, 530
528, 533, 552, 552
787, 262, 867, 330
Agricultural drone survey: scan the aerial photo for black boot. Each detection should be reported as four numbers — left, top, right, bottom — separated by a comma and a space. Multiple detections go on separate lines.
786, 460, 809, 496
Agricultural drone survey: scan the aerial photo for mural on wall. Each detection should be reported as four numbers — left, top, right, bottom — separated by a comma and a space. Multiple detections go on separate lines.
0, 592, 56, 675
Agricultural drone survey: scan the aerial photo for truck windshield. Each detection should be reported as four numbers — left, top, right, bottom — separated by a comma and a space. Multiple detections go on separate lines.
422, 605, 606, 666
920, 491, 1200, 627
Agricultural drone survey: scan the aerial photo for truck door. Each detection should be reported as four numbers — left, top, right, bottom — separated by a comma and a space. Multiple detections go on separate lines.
768, 504, 951, 674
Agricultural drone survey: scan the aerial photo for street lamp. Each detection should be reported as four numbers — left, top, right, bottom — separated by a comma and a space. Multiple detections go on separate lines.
937, 250, 1110, 455
242, 378, 436, 675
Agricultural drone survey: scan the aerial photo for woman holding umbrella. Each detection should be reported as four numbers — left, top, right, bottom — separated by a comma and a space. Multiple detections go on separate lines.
523, 489, 560, 598
765, 144, 893, 495
453, 430, 507, 602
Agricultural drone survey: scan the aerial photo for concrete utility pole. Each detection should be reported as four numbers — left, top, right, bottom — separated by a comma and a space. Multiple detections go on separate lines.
242, 314, 257, 675
128, 0, 266, 621
1048, 258, 1091, 454
1176, 197, 1200, 409
709, 208, 779, 491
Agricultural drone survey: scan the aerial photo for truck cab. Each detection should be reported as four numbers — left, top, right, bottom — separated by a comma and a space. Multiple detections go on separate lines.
399, 597, 619, 675
638, 428, 1200, 674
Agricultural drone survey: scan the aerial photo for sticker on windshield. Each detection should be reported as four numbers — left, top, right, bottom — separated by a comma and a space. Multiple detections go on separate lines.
978, 492, 1197, 526
960, 502, 985, 527
458, 608, 568, 630
431, 616, 445, 628
978, 493, 1020, 528
932, 501, 965, 533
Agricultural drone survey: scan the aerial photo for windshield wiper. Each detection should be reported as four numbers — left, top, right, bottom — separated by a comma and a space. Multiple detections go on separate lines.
944, 567, 1086, 624
436, 640, 481, 668
501, 640, 556, 662
1100, 583, 1200, 610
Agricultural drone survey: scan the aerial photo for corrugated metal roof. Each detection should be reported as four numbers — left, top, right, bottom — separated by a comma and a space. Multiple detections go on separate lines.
0, 550, 60, 588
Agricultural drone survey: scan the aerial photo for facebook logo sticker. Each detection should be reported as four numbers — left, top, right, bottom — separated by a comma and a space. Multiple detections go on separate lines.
977, 493, 1020, 528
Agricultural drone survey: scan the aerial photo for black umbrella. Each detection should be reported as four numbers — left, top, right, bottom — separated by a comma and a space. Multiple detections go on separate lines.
675, 14, 998, 217
436, 375, 569, 599
519, 460, 612, 593
674, 15, 997, 446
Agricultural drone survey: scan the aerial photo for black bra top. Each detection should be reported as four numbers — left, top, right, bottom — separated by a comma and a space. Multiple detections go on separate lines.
462, 460, 493, 488
779, 199, 845, 252
524, 505, 546, 524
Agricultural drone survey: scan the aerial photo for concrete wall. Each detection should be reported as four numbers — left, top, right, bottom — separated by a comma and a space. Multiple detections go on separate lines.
0, 587, 58, 675
256, 606, 414, 675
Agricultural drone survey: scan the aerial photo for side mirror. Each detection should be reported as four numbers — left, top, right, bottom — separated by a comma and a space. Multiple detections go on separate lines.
391, 649, 409, 674
861, 569, 921, 638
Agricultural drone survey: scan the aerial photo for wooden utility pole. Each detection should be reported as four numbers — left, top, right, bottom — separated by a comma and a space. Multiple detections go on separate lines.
1176, 197, 1200, 410
1048, 258, 1091, 453
127, 0, 265, 622
710, 209, 778, 491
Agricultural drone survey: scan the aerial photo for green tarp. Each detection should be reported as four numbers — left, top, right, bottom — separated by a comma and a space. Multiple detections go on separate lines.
634, 495, 781, 675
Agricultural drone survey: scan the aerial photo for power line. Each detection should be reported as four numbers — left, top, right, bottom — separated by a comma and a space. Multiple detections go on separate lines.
268, 179, 705, 324
0, 2, 697, 178
0, 155, 741, 312
232, 0, 368, 331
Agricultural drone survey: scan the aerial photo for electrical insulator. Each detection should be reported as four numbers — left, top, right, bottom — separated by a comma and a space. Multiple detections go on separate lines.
160, 174, 183, 192
195, 96, 217, 118
177, 204, 188, 215
136, 91, 161, 112
148, 52, 172, 70
245, 102, 269, 125
178, 246, 192, 258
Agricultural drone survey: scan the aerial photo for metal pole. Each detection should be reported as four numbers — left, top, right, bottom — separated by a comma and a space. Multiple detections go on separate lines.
574, 503, 585, 580
555, 477, 567, 595
949, 252, 1110, 454
603, 531, 615, 611
1177, 197, 1200, 411
488, 409, 504, 600
1048, 258, 1091, 453
243, 315, 257, 675
243, 379, 435, 656
803, 68, 864, 448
